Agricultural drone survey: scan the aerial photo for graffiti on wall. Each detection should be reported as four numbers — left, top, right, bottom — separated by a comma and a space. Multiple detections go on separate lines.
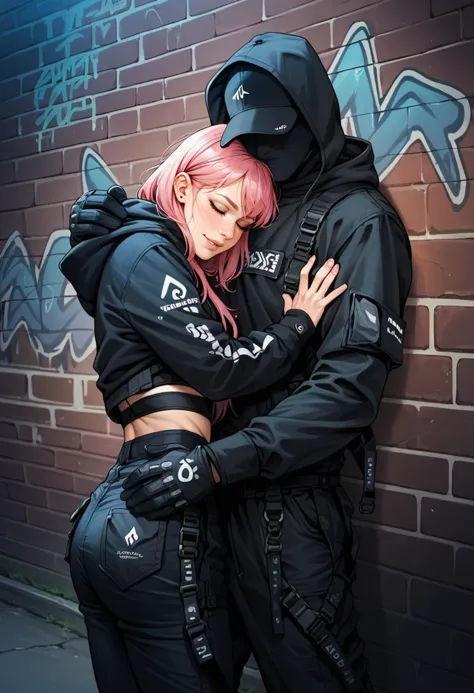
1, 21, 472, 363
330, 22, 471, 207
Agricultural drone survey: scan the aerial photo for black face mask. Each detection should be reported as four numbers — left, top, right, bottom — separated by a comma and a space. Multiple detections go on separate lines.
239, 118, 316, 183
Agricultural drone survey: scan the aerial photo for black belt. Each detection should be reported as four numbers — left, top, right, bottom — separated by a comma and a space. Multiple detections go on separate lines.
179, 508, 214, 665
239, 473, 341, 498
118, 392, 212, 427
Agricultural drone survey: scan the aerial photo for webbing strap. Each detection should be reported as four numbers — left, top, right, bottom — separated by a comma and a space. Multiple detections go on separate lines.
118, 392, 212, 426
178, 508, 214, 665
264, 487, 284, 635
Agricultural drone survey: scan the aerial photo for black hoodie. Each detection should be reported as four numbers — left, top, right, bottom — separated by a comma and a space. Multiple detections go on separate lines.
198, 33, 413, 484
60, 199, 315, 422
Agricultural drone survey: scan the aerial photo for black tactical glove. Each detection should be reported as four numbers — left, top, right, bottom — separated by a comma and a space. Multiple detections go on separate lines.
69, 185, 128, 248
120, 445, 217, 519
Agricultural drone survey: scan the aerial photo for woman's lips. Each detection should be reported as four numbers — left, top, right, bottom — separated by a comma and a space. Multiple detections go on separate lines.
204, 235, 223, 248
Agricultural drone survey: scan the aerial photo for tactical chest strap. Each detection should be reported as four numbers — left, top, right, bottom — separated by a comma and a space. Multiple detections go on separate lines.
283, 187, 378, 517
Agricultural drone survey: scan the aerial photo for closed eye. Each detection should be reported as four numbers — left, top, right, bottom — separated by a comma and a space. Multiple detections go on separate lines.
209, 200, 252, 231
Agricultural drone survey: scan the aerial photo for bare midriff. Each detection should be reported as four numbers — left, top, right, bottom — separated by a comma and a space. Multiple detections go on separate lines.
118, 384, 211, 443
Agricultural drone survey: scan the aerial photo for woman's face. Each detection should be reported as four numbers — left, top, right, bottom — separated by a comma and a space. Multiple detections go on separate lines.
174, 174, 255, 260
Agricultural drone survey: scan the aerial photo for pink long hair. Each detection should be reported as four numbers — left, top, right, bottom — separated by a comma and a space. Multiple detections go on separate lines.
138, 124, 279, 420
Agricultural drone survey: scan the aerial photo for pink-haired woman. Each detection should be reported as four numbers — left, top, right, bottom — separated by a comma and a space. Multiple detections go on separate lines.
60, 124, 345, 693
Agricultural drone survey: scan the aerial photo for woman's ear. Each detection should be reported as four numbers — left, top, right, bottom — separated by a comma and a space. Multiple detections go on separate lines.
173, 172, 192, 203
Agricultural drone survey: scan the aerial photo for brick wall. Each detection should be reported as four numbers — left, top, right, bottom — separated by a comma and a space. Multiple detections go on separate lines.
0, 1, 473, 690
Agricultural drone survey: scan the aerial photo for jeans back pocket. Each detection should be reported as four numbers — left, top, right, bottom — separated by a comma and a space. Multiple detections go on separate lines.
65, 496, 91, 564
100, 509, 166, 590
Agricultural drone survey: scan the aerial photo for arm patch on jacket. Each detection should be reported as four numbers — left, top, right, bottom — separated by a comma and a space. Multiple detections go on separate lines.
342, 292, 405, 366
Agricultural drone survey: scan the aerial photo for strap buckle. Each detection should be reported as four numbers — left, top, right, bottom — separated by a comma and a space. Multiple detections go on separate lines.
179, 523, 200, 558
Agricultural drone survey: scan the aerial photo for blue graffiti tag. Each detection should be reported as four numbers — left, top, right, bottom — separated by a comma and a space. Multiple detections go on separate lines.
0, 148, 119, 362
329, 22, 471, 207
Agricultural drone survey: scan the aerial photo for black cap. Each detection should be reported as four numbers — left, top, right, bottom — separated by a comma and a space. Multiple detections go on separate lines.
220, 66, 298, 147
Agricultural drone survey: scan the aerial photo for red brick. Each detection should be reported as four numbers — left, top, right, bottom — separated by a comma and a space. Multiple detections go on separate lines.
165, 67, 218, 99
31, 375, 74, 404
0, 26, 32, 60
45, 117, 108, 151
98, 38, 139, 72
81, 433, 122, 459
27, 506, 70, 534
140, 99, 185, 132
190, 0, 234, 13
0, 161, 15, 185
130, 157, 160, 185
18, 425, 33, 443
0, 117, 18, 141
136, 81, 164, 106
120, 49, 192, 88
4, 518, 66, 554
422, 496, 474, 545
345, 481, 418, 530
16, 151, 63, 182
35, 427, 81, 450
334, 0, 431, 48
35, 176, 82, 206
385, 354, 452, 402
73, 475, 101, 496
141, 26, 168, 60
346, 448, 449, 494
374, 13, 461, 64
457, 359, 474, 405
93, 18, 118, 47
0, 422, 17, 439
0, 460, 25, 481
0, 402, 50, 425
0, 93, 35, 121
47, 490, 86, 515
62, 144, 94, 176
381, 151, 424, 188
7, 481, 47, 508
55, 449, 113, 479
353, 561, 408, 613
96, 87, 137, 116
452, 460, 474, 501
99, 130, 169, 165
427, 178, 474, 233
216, 0, 261, 35
0, 181, 35, 212
455, 547, 474, 591
24, 204, 64, 237
463, 4, 474, 38
0, 440, 54, 467
119, 1, 187, 40
0, 536, 56, 570
25, 465, 73, 492
432, 0, 473, 16
0, 210, 26, 239
109, 110, 139, 138
0, 499, 27, 522
0, 134, 38, 161
0, 371, 28, 399
403, 305, 430, 349
266, 0, 380, 19
374, 401, 474, 457
357, 524, 454, 583
435, 306, 474, 350
380, 42, 474, 112
56, 409, 108, 435
195, 2, 332, 68
411, 240, 474, 299
0, 46, 39, 80
185, 93, 209, 121
167, 14, 216, 52
82, 380, 103, 408
168, 118, 209, 143
42, 26, 93, 66
411, 578, 474, 635
384, 187, 426, 235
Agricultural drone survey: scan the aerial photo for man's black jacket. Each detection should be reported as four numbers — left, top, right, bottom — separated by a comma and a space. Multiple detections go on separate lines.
203, 33, 412, 485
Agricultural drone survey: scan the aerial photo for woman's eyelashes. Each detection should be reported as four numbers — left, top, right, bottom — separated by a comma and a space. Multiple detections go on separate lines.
209, 200, 251, 231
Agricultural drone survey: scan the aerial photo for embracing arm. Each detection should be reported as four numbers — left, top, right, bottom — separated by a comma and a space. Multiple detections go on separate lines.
122, 240, 315, 401
205, 213, 413, 484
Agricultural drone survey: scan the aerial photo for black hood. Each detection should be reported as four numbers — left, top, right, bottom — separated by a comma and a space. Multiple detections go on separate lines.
205, 32, 378, 203
60, 199, 180, 318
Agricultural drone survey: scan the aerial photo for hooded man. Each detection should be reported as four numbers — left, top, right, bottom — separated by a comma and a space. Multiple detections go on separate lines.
65, 33, 412, 693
